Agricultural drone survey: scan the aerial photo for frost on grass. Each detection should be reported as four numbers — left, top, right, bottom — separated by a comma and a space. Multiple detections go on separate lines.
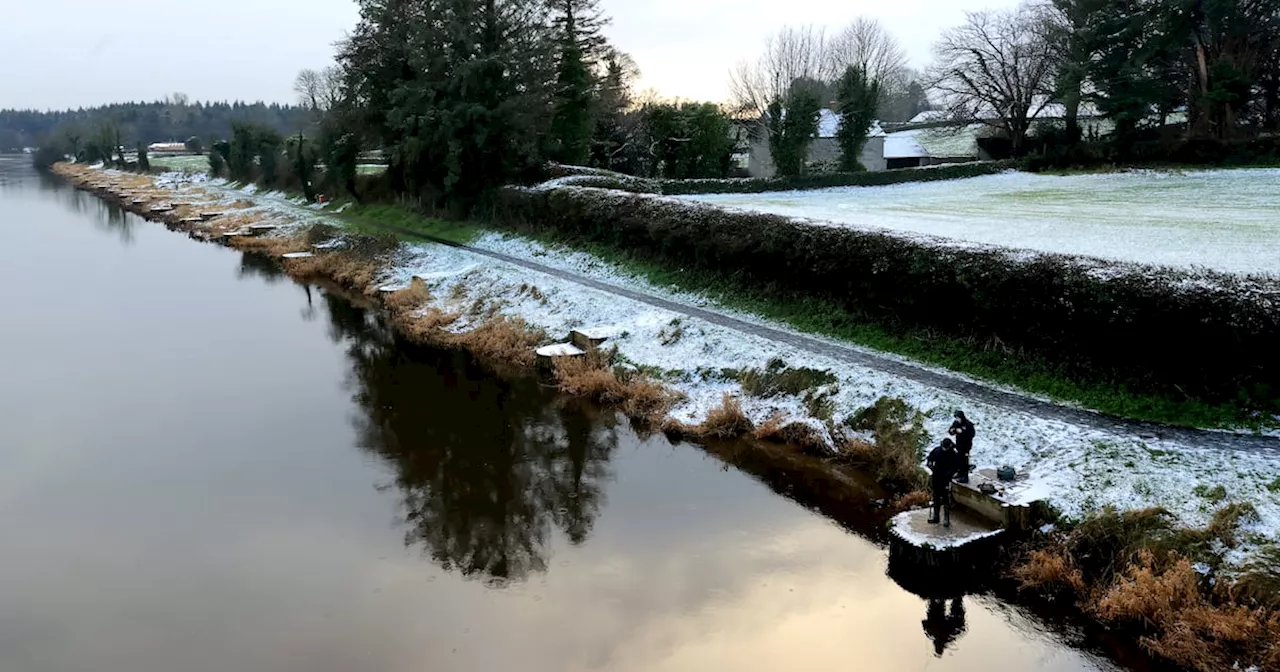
681, 168, 1280, 276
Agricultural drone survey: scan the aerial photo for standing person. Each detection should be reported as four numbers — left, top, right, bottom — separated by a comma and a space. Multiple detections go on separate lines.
925, 438, 960, 527
948, 410, 976, 484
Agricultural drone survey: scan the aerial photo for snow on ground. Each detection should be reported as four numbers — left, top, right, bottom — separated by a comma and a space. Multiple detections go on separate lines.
682, 169, 1280, 276
122, 169, 1280, 566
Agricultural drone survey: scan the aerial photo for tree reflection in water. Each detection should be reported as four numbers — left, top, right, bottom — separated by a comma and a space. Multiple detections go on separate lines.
36, 174, 138, 245
314, 288, 618, 582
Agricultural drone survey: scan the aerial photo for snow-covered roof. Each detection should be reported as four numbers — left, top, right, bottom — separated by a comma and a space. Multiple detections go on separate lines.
884, 132, 929, 159
885, 126, 981, 159
908, 110, 950, 124
816, 109, 884, 139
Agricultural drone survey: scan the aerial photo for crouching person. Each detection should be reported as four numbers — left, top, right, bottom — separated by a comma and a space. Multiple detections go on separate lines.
926, 438, 960, 527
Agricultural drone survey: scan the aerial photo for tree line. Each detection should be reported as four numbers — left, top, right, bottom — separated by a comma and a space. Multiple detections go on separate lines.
2, 96, 312, 154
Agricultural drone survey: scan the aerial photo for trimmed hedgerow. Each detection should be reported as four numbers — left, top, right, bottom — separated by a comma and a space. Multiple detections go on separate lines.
657, 161, 1014, 195
493, 186, 1280, 410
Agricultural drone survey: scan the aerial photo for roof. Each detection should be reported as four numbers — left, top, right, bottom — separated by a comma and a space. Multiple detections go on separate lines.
884, 132, 928, 159
885, 126, 981, 159
816, 109, 884, 139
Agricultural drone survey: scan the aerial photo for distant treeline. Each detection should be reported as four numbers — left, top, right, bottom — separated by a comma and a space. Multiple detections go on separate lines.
0, 99, 311, 152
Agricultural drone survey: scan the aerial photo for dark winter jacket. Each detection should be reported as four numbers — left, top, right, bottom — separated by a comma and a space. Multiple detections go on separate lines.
949, 418, 975, 453
926, 445, 961, 488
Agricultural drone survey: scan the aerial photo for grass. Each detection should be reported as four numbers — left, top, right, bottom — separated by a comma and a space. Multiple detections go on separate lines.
737, 358, 837, 398
1194, 484, 1229, 504
698, 394, 756, 439
340, 203, 481, 245
837, 397, 930, 490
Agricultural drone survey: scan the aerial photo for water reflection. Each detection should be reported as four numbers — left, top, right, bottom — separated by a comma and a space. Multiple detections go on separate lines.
238, 251, 289, 284
315, 289, 617, 581
10, 169, 141, 244
923, 598, 969, 657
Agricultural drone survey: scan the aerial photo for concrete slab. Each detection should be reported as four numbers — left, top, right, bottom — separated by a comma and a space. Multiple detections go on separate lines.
889, 508, 1002, 550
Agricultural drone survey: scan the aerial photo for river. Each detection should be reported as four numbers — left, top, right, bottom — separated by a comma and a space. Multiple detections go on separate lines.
0, 156, 1117, 671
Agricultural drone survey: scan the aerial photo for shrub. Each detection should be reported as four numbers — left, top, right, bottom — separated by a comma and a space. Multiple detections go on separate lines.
1094, 552, 1200, 626
1014, 547, 1087, 596
553, 350, 677, 424
698, 394, 756, 439
494, 183, 1280, 411
738, 359, 837, 398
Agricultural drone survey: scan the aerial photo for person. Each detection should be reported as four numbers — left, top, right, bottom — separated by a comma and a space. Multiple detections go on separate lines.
948, 410, 976, 484
925, 438, 960, 527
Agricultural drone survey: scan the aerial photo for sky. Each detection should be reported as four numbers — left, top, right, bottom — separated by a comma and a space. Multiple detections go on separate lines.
1, 0, 1021, 111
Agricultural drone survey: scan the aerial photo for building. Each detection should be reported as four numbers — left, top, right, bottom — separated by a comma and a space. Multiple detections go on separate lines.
883, 125, 984, 169
748, 109, 887, 178
747, 109, 984, 178
147, 142, 189, 153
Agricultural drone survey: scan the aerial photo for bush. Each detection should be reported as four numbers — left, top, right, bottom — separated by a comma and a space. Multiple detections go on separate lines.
494, 184, 1280, 412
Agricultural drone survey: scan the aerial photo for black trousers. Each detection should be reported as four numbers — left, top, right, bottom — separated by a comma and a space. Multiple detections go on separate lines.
930, 482, 952, 521
957, 449, 971, 480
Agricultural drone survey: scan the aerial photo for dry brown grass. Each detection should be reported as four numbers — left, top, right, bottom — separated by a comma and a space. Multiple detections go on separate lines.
1014, 547, 1088, 596
698, 394, 755, 439
755, 413, 831, 455
394, 307, 463, 341
285, 251, 383, 295
887, 490, 933, 515
553, 350, 678, 425
225, 233, 307, 257
382, 279, 432, 314
453, 317, 544, 368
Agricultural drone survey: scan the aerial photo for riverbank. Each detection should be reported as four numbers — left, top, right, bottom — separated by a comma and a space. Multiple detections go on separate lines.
52, 162, 1280, 670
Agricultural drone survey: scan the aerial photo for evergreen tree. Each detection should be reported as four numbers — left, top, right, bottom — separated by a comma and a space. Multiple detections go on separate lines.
288, 132, 319, 201
590, 50, 641, 171
136, 141, 151, 172
257, 128, 284, 186
228, 122, 258, 182
834, 65, 880, 172
767, 89, 822, 177
549, 0, 607, 165
339, 0, 552, 208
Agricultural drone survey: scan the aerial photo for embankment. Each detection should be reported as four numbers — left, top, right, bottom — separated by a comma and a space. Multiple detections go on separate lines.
492, 184, 1280, 424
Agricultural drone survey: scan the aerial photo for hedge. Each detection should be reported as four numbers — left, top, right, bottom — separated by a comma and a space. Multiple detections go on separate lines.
494, 186, 1280, 409
657, 161, 1016, 195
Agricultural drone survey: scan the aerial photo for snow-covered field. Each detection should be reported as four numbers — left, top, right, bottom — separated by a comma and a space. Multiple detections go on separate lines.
97, 167, 1280, 568
683, 169, 1280, 276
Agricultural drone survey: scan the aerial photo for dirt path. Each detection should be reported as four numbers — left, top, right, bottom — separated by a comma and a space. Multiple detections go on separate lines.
366, 220, 1280, 455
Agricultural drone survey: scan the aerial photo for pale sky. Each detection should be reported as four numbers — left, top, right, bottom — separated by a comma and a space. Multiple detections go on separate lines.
1, 0, 1021, 111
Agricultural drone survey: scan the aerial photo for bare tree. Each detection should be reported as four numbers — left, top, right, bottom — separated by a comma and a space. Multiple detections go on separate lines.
729, 25, 830, 126
828, 18, 908, 91
294, 66, 344, 112
929, 6, 1056, 152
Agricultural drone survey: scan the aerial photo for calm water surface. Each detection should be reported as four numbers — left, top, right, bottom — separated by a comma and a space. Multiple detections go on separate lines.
0, 156, 1114, 671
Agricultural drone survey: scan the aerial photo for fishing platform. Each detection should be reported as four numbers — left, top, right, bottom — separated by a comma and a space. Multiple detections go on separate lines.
889, 466, 1051, 579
